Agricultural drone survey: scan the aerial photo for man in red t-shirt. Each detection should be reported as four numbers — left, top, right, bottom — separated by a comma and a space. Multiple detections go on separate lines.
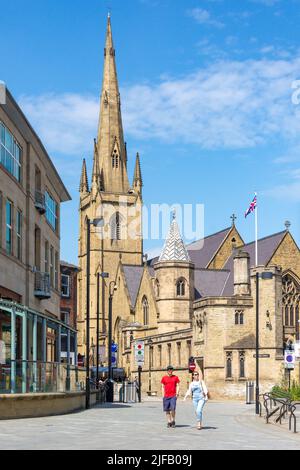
161, 366, 180, 428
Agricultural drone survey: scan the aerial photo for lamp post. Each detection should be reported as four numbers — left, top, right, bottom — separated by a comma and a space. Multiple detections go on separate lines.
147, 338, 153, 395
96, 271, 109, 388
107, 280, 117, 402
85, 216, 104, 410
255, 270, 273, 415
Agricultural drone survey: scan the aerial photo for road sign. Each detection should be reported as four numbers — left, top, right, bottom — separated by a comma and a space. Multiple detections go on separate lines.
134, 340, 145, 366
253, 354, 270, 358
294, 342, 300, 358
111, 343, 118, 353
112, 351, 117, 368
285, 350, 295, 369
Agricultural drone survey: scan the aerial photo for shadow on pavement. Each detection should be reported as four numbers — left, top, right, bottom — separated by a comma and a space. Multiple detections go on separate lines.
95, 403, 132, 409
201, 426, 218, 430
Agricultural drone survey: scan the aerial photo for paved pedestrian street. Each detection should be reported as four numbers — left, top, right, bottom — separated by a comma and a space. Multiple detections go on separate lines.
0, 400, 299, 450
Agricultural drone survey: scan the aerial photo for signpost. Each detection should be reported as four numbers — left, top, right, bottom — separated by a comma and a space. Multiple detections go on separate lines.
134, 341, 144, 403
285, 351, 295, 370
188, 356, 196, 373
294, 342, 300, 359
111, 343, 118, 369
134, 340, 145, 366
285, 350, 295, 390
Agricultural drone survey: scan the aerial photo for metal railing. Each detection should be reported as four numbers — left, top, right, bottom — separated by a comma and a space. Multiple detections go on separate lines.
34, 190, 46, 214
34, 272, 51, 299
0, 361, 81, 394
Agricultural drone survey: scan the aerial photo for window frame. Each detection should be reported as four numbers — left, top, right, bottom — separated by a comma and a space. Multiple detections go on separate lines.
0, 121, 22, 182
61, 274, 71, 298
16, 209, 22, 261
45, 190, 58, 232
5, 200, 13, 255
176, 278, 186, 297
142, 296, 149, 325
226, 352, 233, 379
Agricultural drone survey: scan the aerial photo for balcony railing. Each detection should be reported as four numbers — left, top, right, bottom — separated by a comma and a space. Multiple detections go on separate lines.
34, 190, 46, 214
34, 272, 51, 299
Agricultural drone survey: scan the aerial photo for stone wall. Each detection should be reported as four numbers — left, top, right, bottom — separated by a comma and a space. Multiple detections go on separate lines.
0, 391, 97, 420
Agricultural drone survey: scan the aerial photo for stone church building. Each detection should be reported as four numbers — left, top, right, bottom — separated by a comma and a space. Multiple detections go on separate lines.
77, 16, 300, 398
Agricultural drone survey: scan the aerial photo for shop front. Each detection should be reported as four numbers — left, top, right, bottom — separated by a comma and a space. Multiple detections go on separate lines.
0, 300, 77, 394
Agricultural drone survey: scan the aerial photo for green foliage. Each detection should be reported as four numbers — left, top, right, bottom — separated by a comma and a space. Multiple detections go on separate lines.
290, 381, 300, 400
271, 381, 300, 401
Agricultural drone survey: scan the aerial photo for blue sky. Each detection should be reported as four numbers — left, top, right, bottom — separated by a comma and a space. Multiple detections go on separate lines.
2, 0, 300, 263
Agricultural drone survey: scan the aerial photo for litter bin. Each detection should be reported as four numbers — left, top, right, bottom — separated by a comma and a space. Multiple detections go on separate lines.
123, 382, 137, 403
246, 381, 254, 404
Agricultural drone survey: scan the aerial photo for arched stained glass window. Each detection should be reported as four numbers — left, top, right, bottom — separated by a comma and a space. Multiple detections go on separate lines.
282, 274, 300, 330
142, 296, 149, 325
176, 278, 186, 296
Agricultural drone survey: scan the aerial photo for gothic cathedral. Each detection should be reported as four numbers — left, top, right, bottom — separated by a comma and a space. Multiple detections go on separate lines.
78, 16, 300, 399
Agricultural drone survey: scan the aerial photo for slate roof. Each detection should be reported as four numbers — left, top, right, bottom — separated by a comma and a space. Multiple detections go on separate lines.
123, 230, 287, 308
222, 231, 287, 296
123, 265, 144, 307
187, 227, 232, 268
225, 334, 256, 350
149, 226, 232, 268
194, 269, 231, 300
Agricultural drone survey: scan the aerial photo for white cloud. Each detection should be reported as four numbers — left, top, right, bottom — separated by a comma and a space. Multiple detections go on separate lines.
18, 56, 300, 156
265, 181, 300, 202
187, 8, 224, 28
19, 93, 99, 155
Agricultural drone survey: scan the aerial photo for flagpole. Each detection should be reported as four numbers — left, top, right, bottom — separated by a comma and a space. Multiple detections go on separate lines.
255, 192, 258, 267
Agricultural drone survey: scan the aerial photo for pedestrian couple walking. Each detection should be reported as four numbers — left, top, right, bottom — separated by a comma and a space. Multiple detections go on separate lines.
161, 365, 208, 430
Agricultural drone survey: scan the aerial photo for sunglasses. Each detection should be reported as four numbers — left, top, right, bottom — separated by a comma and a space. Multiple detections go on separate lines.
193, 373, 199, 376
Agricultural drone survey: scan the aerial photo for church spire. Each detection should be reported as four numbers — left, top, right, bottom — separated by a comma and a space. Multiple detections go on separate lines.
159, 212, 190, 262
96, 15, 130, 194
133, 152, 143, 195
79, 158, 89, 194
92, 139, 101, 197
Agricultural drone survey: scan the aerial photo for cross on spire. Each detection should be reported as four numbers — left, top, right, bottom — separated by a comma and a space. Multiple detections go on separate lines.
285, 220, 291, 231
231, 213, 237, 226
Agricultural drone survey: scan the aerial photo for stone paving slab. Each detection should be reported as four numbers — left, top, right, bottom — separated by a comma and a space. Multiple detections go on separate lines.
0, 401, 299, 450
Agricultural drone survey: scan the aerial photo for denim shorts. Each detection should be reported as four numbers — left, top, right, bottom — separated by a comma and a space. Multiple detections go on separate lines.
163, 396, 177, 412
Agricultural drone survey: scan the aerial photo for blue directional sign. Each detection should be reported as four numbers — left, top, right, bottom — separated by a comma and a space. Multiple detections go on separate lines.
111, 343, 118, 353
285, 350, 295, 369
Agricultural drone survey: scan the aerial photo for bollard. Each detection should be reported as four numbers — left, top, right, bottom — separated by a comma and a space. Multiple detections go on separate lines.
246, 381, 254, 404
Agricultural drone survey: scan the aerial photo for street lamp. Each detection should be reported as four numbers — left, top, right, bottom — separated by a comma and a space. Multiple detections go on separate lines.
255, 270, 273, 415
85, 216, 104, 410
96, 271, 109, 388
107, 280, 117, 402
147, 338, 153, 395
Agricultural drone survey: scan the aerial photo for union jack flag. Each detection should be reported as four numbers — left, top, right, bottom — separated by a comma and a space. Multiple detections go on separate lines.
245, 194, 257, 218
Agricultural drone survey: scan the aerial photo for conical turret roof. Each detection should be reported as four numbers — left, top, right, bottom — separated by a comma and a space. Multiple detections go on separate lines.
159, 213, 191, 262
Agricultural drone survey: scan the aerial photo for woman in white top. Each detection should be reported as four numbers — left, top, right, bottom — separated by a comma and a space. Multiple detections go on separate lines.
184, 371, 208, 430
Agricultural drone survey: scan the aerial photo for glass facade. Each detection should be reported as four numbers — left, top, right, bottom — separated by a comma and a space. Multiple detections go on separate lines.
0, 122, 22, 182
0, 300, 77, 394
61, 274, 70, 297
16, 209, 22, 261
45, 191, 57, 231
5, 200, 12, 255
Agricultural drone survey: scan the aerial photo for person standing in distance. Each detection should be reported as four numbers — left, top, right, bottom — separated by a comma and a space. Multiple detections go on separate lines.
161, 366, 180, 428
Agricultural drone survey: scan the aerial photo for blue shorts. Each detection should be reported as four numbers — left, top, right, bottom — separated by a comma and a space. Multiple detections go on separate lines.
163, 396, 177, 412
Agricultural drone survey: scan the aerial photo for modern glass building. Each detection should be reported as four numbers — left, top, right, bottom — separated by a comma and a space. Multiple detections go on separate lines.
0, 299, 77, 394
0, 88, 74, 395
